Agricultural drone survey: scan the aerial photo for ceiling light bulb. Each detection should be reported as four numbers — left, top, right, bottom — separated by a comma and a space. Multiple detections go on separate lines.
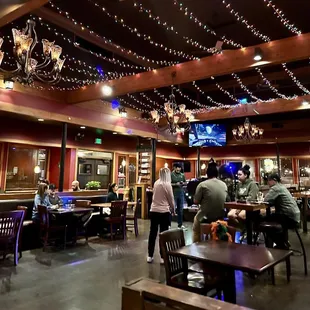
38, 118, 44, 122
253, 47, 263, 62
80, 126, 86, 129
302, 100, 309, 106
101, 85, 113, 96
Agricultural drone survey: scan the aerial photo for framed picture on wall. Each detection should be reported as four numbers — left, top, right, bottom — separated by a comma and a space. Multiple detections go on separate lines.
78, 164, 92, 175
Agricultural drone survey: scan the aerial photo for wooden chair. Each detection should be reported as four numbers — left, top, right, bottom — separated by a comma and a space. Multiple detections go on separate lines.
190, 223, 237, 277
126, 200, 140, 237
0, 210, 25, 266
104, 201, 127, 240
16, 206, 32, 258
159, 229, 223, 297
38, 205, 67, 251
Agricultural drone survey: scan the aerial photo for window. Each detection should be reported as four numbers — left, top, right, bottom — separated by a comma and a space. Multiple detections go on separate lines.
6, 146, 47, 190
299, 159, 310, 187
259, 158, 293, 185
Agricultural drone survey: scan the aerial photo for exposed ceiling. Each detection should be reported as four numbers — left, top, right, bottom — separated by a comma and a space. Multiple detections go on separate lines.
1, 0, 310, 118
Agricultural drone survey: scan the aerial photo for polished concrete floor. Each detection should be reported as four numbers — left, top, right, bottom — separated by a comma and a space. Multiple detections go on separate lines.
1, 221, 310, 310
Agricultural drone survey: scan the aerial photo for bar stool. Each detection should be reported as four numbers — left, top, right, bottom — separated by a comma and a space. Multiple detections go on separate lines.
259, 221, 307, 275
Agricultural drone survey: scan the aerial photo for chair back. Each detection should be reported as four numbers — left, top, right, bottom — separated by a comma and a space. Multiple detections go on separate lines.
17, 206, 28, 218
200, 223, 236, 243
38, 205, 50, 229
134, 199, 141, 218
159, 229, 187, 285
0, 210, 25, 241
75, 200, 91, 208
110, 201, 127, 218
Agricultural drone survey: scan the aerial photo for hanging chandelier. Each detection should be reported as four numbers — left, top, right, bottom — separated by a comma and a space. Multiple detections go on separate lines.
150, 87, 193, 134
232, 118, 264, 142
0, 20, 65, 85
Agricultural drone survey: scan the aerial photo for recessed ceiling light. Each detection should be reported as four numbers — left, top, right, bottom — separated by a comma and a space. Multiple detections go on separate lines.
253, 47, 263, 62
68, 117, 72, 120
158, 139, 161, 142
101, 85, 113, 96
175, 143, 178, 146
38, 118, 44, 122
302, 100, 309, 106
80, 126, 86, 129
113, 132, 117, 135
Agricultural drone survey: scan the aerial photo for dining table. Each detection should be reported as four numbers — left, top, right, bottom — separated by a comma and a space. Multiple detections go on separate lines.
169, 241, 293, 304
48, 206, 93, 214
92, 201, 137, 216
225, 201, 270, 245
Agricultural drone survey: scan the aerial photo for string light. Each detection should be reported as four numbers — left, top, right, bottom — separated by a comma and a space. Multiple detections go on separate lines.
192, 81, 230, 108
172, 1, 243, 48
255, 68, 297, 100
86, 0, 198, 61
153, 88, 169, 102
263, 0, 301, 35
231, 73, 260, 101
126, 93, 158, 111
174, 87, 206, 108
282, 63, 310, 95
132, 2, 215, 54
49, 2, 178, 68
32, 16, 148, 70
139, 92, 163, 110
221, 0, 271, 42
119, 97, 150, 113
211, 76, 239, 103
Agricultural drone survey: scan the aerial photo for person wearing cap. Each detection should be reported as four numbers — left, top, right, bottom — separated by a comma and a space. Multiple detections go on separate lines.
264, 173, 300, 248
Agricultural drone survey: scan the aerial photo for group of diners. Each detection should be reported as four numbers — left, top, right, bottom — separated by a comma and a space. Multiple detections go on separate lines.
147, 161, 300, 263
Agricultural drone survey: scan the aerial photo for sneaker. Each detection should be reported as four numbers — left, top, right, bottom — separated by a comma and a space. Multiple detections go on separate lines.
147, 257, 153, 263
160, 258, 164, 265
178, 225, 187, 231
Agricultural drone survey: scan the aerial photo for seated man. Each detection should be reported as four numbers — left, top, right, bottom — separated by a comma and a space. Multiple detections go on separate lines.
71, 180, 80, 191
48, 184, 63, 206
264, 173, 300, 249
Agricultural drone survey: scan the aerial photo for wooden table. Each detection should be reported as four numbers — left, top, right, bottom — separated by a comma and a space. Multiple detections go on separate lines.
49, 207, 93, 214
169, 241, 293, 304
293, 192, 309, 232
123, 278, 253, 310
225, 202, 270, 245
92, 201, 137, 216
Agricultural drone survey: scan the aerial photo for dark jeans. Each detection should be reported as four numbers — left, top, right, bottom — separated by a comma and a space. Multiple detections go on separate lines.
148, 212, 170, 258
174, 193, 184, 227
265, 213, 297, 248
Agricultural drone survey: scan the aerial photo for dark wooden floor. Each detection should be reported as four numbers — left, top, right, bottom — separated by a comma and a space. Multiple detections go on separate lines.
1, 221, 310, 310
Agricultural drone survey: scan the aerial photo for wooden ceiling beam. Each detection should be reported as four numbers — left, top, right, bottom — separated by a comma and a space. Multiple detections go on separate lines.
0, 0, 48, 28
193, 94, 310, 121
65, 32, 310, 103
34, 7, 158, 69
199, 66, 310, 93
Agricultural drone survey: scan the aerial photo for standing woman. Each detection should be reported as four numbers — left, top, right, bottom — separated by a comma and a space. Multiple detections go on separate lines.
147, 168, 175, 264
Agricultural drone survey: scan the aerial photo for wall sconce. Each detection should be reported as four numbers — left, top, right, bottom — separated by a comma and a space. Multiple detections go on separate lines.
201, 163, 206, 170
119, 107, 127, 118
4, 80, 13, 90
34, 165, 41, 174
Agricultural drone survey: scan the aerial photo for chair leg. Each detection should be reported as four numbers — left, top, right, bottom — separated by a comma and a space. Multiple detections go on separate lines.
270, 267, 275, 285
64, 226, 67, 250
134, 219, 138, 237
85, 227, 88, 243
14, 242, 19, 266
110, 223, 113, 240
216, 289, 222, 300
295, 228, 308, 275
286, 257, 291, 282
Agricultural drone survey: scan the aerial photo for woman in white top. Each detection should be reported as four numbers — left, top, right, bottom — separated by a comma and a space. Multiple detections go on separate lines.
147, 168, 175, 264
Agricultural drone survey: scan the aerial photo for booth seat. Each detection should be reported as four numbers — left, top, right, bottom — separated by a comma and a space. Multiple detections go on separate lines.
0, 194, 107, 250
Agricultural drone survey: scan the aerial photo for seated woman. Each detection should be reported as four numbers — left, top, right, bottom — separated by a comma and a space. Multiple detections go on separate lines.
264, 173, 300, 249
228, 164, 259, 224
33, 183, 53, 222
107, 183, 119, 202
48, 184, 63, 206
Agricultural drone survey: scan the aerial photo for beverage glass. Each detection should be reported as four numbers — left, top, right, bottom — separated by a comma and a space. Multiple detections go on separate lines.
257, 192, 264, 203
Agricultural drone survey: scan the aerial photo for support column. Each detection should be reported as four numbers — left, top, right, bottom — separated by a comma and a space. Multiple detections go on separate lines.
151, 138, 157, 186
197, 147, 201, 178
275, 138, 281, 176
58, 122, 67, 192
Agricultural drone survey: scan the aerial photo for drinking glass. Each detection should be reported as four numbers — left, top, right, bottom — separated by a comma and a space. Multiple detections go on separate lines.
257, 192, 264, 203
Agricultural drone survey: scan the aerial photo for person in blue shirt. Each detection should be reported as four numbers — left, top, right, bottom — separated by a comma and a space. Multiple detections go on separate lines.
32, 183, 53, 221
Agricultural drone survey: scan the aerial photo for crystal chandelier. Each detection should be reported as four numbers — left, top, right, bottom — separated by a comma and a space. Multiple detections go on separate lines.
151, 87, 193, 134
232, 118, 264, 142
0, 20, 65, 85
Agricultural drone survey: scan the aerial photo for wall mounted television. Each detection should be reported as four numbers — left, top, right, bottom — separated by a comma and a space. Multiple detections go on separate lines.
189, 122, 226, 147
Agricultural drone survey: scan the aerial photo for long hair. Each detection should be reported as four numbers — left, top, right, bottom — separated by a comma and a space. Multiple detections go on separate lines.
37, 183, 48, 200
158, 168, 171, 183
108, 183, 117, 193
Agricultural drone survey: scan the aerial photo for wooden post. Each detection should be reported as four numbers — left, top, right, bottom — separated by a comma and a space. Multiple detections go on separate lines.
58, 122, 67, 192
196, 147, 201, 178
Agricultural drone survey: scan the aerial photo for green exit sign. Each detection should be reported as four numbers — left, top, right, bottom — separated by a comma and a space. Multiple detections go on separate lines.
95, 138, 102, 145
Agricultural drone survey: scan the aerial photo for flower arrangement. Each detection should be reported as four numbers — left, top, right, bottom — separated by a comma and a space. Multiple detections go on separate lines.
85, 181, 101, 190
210, 220, 233, 242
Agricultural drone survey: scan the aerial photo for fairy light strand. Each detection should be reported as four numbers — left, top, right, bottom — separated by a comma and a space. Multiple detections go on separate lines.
211, 76, 239, 103
86, 0, 197, 61
49, 1, 178, 67
221, 0, 271, 42
132, 2, 215, 54
172, 1, 243, 48
282, 63, 310, 95
262, 0, 302, 35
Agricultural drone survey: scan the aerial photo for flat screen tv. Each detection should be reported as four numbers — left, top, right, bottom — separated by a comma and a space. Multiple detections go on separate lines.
189, 123, 226, 147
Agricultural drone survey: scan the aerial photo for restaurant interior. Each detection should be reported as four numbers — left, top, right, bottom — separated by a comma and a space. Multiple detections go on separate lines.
1, 0, 310, 309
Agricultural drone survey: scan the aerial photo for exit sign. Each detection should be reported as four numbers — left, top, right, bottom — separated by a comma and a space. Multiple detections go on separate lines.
95, 138, 102, 145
